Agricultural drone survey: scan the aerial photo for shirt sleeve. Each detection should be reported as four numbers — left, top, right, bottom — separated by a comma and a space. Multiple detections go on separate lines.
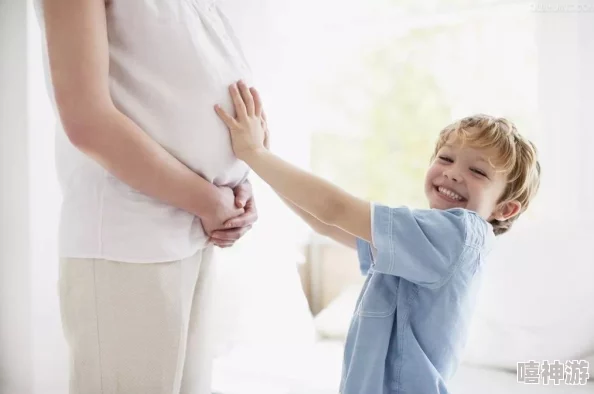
356, 202, 377, 275
367, 204, 470, 288
356, 239, 372, 275
370, 203, 375, 244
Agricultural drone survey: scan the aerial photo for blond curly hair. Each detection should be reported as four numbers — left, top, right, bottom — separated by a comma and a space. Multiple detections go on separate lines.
431, 114, 541, 235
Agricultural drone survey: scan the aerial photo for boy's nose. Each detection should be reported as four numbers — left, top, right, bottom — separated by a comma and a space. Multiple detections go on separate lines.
443, 169, 462, 182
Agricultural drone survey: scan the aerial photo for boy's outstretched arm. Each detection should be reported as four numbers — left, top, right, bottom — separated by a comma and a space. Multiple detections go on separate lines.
279, 195, 357, 249
215, 81, 372, 244
246, 150, 371, 242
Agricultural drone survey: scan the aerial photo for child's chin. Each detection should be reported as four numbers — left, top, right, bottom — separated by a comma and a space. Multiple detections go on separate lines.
429, 197, 465, 210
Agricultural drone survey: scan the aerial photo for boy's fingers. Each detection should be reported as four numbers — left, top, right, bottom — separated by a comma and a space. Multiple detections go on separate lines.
250, 87, 263, 117
261, 110, 270, 149
264, 129, 270, 149
238, 81, 255, 116
229, 83, 248, 120
214, 105, 237, 128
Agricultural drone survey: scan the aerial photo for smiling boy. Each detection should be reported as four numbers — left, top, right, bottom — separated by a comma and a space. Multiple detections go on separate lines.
216, 81, 541, 394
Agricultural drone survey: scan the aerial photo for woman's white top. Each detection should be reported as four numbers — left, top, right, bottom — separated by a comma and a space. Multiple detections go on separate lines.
33, 0, 253, 262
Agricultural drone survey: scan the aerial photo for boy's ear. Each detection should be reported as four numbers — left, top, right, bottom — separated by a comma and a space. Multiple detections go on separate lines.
491, 200, 522, 222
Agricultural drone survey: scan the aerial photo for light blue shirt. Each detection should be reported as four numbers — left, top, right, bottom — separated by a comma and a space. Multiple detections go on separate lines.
340, 204, 495, 394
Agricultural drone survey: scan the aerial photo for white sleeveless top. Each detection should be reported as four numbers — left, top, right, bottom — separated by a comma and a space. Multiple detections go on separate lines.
33, 0, 252, 262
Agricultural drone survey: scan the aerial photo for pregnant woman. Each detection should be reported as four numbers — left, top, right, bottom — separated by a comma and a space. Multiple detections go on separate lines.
34, 1, 257, 393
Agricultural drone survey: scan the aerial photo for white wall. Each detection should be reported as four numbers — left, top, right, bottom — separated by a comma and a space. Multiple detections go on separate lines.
27, 1, 69, 392
1, 1, 67, 393
0, 1, 34, 393
535, 0, 594, 220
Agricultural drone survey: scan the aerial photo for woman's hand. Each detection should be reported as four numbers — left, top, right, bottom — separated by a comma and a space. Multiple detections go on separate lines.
200, 186, 244, 239
215, 81, 267, 161
209, 180, 258, 248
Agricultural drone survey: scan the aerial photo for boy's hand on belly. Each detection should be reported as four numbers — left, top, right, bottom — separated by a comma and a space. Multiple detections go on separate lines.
204, 180, 258, 248
214, 81, 268, 161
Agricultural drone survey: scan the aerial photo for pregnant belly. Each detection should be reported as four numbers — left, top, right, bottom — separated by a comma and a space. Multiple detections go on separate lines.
152, 110, 250, 187
110, 85, 249, 187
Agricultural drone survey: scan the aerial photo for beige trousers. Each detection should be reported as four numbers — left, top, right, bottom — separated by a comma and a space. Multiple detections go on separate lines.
58, 247, 216, 394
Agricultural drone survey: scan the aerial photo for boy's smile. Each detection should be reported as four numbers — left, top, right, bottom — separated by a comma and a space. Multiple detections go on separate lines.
433, 185, 467, 204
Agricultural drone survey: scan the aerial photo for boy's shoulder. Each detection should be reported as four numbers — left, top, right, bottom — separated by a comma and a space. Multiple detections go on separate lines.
440, 207, 495, 251
375, 204, 494, 251
365, 204, 494, 287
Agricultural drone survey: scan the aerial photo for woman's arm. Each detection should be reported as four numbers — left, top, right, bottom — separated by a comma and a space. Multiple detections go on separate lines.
43, 0, 241, 223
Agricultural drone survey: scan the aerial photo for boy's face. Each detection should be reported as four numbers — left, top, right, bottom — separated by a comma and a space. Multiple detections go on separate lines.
424, 136, 521, 222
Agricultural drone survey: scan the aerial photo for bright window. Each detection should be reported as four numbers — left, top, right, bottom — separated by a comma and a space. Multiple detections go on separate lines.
306, 1, 541, 221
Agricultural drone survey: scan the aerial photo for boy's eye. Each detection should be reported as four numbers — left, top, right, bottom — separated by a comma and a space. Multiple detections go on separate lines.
471, 168, 488, 177
438, 156, 453, 163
